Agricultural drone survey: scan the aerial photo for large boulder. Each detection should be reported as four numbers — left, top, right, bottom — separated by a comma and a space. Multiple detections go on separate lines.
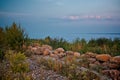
88, 58, 96, 63
57, 53, 66, 58
85, 52, 97, 58
50, 53, 58, 58
73, 52, 80, 57
66, 51, 74, 56
42, 45, 52, 50
96, 54, 111, 62
34, 47, 43, 55
54, 48, 65, 54
110, 56, 120, 64
43, 49, 51, 56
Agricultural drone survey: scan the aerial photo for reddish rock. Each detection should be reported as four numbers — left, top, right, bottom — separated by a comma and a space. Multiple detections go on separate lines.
50, 53, 58, 58
43, 49, 50, 56
110, 56, 120, 64
66, 51, 74, 55
55, 48, 65, 53
96, 54, 111, 62
102, 70, 120, 80
58, 53, 66, 58
42, 45, 52, 50
102, 62, 109, 69
109, 63, 119, 69
88, 58, 96, 63
53, 50, 59, 54
94, 61, 101, 65
74, 52, 80, 57
85, 52, 97, 58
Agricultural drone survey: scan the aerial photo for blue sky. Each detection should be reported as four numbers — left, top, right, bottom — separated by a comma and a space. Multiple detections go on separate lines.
0, 0, 120, 39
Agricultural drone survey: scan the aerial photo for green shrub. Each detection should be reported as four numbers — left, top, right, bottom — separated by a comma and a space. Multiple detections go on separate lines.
3, 51, 30, 80
4, 22, 28, 51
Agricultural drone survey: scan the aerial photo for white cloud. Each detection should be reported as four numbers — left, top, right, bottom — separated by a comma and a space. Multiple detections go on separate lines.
60, 15, 112, 20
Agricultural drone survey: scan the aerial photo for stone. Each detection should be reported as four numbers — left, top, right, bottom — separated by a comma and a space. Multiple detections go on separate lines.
42, 45, 52, 50
89, 64, 98, 70
35, 48, 43, 55
96, 54, 111, 62
102, 70, 120, 80
94, 61, 101, 65
53, 50, 59, 54
58, 53, 66, 58
85, 52, 97, 58
73, 52, 80, 57
66, 51, 74, 55
110, 56, 120, 64
102, 62, 109, 69
50, 53, 58, 58
88, 58, 96, 63
43, 49, 50, 56
55, 48, 65, 53
109, 63, 119, 69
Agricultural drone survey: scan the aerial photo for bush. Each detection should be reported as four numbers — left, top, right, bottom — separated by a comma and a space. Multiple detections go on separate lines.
2, 50, 30, 80
3, 22, 28, 51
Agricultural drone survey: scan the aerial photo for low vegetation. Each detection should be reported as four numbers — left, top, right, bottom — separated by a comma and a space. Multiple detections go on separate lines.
29, 36, 120, 56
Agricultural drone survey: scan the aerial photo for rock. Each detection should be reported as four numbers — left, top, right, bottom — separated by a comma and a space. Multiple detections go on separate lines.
85, 52, 97, 58
102, 70, 120, 80
102, 62, 109, 69
109, 63, 119, 69
42, 45, 52, 50
58, 53, 66, 58
53, 50, 59, 54
110, 56, 120, 64
55, 48, 65, 53
34, 47, 43, 55
94, 61, 101, 65
88, 58, 96, 63
66, 51, 74, 56
89, 64, 98, 70
28, 46, 32, 50
50, 53, 58, 58
43, 49, 50, 56
73, 52, 80, 57
96, 54, 111, 62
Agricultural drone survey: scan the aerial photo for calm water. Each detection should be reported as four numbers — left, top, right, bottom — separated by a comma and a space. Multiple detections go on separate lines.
29, 33, 120, 42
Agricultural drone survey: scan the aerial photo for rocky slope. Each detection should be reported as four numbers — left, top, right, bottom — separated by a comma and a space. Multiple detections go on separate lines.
25, 44, 120, 80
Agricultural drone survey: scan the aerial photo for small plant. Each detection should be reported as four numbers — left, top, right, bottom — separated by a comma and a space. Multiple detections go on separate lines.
4, 50, 30, 80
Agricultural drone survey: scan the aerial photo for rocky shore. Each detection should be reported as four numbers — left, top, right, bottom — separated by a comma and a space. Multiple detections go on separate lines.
25, 44, 120, 80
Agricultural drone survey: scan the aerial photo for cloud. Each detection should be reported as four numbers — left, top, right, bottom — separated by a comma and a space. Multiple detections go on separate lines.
60, 15, 113, 21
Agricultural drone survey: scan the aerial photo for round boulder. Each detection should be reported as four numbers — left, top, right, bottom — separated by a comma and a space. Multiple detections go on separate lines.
110, 56, 120, 64
96, 54, 111, 62
42, 45, 52, 50
55, 48, 65, 53
43, 49, 51, 56
66, 51, 74, 56
73, 52, 80, 57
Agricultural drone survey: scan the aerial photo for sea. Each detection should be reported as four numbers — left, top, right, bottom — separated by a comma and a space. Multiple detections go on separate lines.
29, 33, 120, 42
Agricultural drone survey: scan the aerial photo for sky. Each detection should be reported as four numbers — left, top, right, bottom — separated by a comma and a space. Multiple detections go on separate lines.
0, 0, 120, 39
